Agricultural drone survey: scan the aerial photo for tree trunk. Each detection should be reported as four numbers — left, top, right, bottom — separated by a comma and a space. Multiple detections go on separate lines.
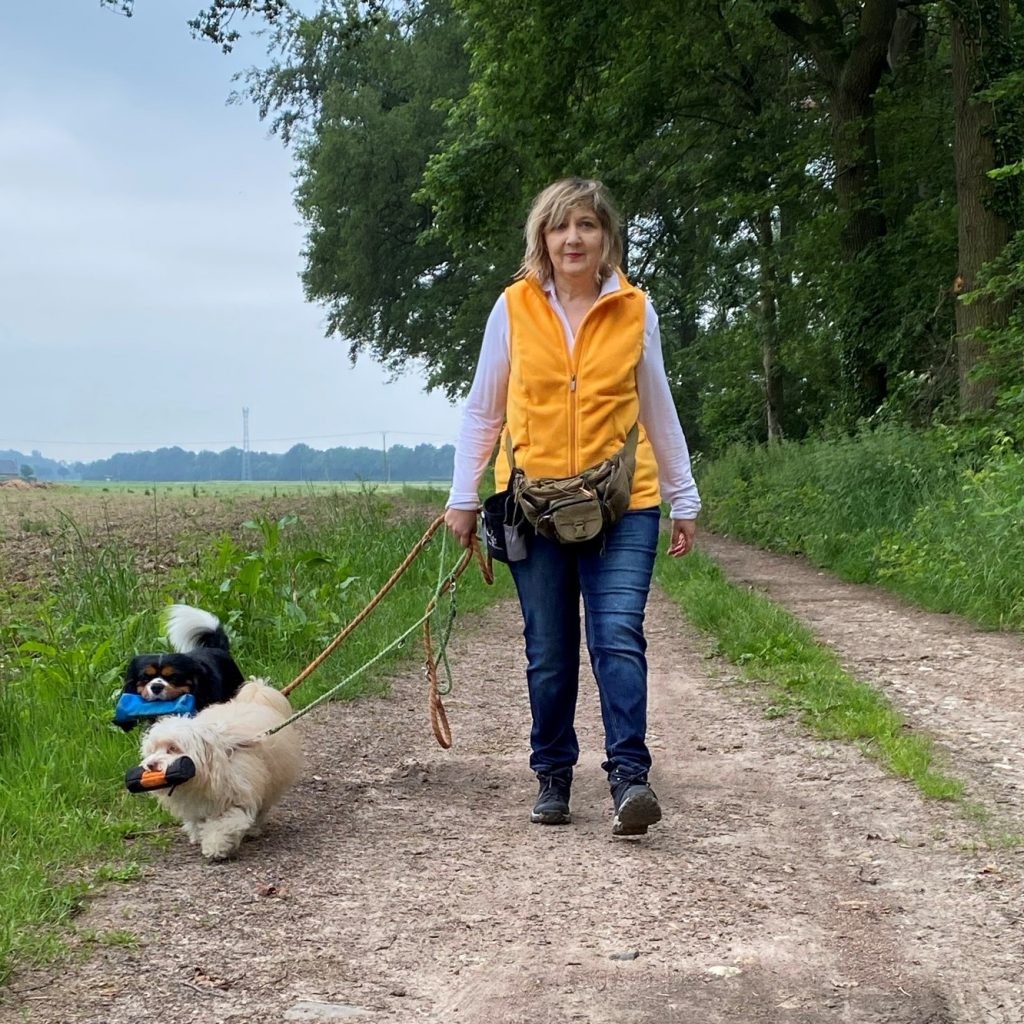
755, 208, 785, 440
830, 89, 887, 264
769, 0, 898, 418
950, 1, 1012, 414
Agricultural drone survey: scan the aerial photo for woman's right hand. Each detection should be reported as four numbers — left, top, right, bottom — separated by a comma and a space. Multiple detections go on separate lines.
444, 507, 479, 549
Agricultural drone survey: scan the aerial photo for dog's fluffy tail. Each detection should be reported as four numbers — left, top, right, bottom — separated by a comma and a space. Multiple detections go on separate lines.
165, 605, 231, 653
233, 679, 293, 718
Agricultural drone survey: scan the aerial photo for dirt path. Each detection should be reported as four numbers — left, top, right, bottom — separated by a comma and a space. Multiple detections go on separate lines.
701, 533, 1024, 831
4, 541, 1024, 1023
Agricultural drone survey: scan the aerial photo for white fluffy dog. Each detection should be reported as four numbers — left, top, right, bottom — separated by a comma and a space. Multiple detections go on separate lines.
139, 680, 303, 861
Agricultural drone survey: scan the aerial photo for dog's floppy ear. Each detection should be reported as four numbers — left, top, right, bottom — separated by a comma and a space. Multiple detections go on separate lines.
226, 736, 265, 757
122, 656, 150, 693
178, 729, 215, 767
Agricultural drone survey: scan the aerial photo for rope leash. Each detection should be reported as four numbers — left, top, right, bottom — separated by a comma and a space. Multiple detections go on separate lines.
281, 513, 448, 698
265, 512, 491, 746
421, 531, 489, 747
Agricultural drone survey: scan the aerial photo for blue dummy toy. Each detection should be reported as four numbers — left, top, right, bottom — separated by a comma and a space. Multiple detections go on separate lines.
113, 692, 197, 730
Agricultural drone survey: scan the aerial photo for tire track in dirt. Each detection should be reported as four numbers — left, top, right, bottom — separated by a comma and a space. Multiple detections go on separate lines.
3, 579, 1022, 1022
701, 533, 1024, 833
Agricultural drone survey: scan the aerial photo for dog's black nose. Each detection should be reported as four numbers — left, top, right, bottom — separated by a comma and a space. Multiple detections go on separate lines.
149, 682, 165, 695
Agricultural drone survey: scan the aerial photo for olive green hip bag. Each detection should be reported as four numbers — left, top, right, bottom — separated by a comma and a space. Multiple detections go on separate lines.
507, 424, 639, 545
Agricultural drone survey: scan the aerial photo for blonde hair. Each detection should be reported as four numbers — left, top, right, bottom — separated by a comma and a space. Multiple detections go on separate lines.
517, 177, 623, 285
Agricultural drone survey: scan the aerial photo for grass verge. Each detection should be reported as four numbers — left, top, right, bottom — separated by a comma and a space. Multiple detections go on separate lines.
695, 426, 1024, 630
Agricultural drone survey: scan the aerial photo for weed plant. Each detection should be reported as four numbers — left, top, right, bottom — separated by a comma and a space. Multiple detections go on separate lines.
656, 550, 964, 801
0, 490, 506, 983
697, 425, 1024, 629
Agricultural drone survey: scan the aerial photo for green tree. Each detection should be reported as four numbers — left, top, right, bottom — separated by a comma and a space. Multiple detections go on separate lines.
423, 0, 828, 445
764, 1, 899, 417
240, 0, 488, 397
948, 0, 1018, 413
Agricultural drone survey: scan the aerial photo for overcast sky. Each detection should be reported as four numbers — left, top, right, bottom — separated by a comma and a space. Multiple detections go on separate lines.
0, 0, 465, 465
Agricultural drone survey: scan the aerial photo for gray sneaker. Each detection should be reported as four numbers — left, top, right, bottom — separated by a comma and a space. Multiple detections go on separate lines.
610, 776, 662, 836
530, 771, 572, 825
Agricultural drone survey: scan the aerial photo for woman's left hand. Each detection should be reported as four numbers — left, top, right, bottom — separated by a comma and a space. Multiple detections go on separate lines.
668, 518, 697, 557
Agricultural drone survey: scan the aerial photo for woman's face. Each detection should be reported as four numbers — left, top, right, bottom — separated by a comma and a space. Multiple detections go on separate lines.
544, 205, 604, 288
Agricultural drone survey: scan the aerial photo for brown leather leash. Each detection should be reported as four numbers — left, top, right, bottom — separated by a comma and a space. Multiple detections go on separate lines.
279, 512, 492, 747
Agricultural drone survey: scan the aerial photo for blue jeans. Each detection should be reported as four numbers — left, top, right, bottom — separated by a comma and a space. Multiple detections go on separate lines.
508, 508, 660, 780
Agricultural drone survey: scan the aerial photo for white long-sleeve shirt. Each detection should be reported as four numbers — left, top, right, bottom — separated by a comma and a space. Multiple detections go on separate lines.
446, 275, 701, 520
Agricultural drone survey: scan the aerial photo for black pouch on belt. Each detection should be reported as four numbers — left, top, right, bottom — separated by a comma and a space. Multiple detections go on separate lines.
482, 490, 529, 563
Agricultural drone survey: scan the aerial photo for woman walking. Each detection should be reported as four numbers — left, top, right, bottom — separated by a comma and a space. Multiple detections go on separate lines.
445, 178, 700, 836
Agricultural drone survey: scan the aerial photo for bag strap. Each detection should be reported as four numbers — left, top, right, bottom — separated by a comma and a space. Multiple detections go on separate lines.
621, 422, 639, 462
504, 430, 518, 474
505, 423, 639, 477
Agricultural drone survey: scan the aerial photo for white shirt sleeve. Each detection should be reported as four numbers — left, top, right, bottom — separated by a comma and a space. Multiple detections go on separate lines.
638, 299, 702, 520
445, 294, 510, 509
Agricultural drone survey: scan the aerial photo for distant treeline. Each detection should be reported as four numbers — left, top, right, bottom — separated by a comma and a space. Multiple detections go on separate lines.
2, 443, 455, 483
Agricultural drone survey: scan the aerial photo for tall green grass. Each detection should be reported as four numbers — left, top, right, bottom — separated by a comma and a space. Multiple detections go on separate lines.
697, 426, 1024, 629
0, 491, 507, 982
656, 550, 964, 800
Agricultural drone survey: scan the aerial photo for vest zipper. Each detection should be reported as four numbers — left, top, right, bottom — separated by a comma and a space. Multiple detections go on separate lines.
568, 373, 578, 473
569, 288, 620, 475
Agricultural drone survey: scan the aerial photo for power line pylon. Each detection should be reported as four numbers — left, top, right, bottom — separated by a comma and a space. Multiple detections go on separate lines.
241, 407, 252, 481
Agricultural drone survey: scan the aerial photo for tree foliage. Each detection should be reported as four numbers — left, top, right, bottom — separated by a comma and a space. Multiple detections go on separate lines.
73, 441, 455, 482
117, 0, 1024, 453
423, 0, 1023, 445
101, 0, 291, 51
239, 0, 503, 397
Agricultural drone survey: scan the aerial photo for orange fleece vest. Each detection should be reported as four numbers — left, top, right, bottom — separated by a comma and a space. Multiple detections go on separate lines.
495, 275, 661, 509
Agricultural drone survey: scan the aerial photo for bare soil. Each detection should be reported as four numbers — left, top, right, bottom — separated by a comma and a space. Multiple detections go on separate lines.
3, 520, 1024, 1023
0, 487, 328, 592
